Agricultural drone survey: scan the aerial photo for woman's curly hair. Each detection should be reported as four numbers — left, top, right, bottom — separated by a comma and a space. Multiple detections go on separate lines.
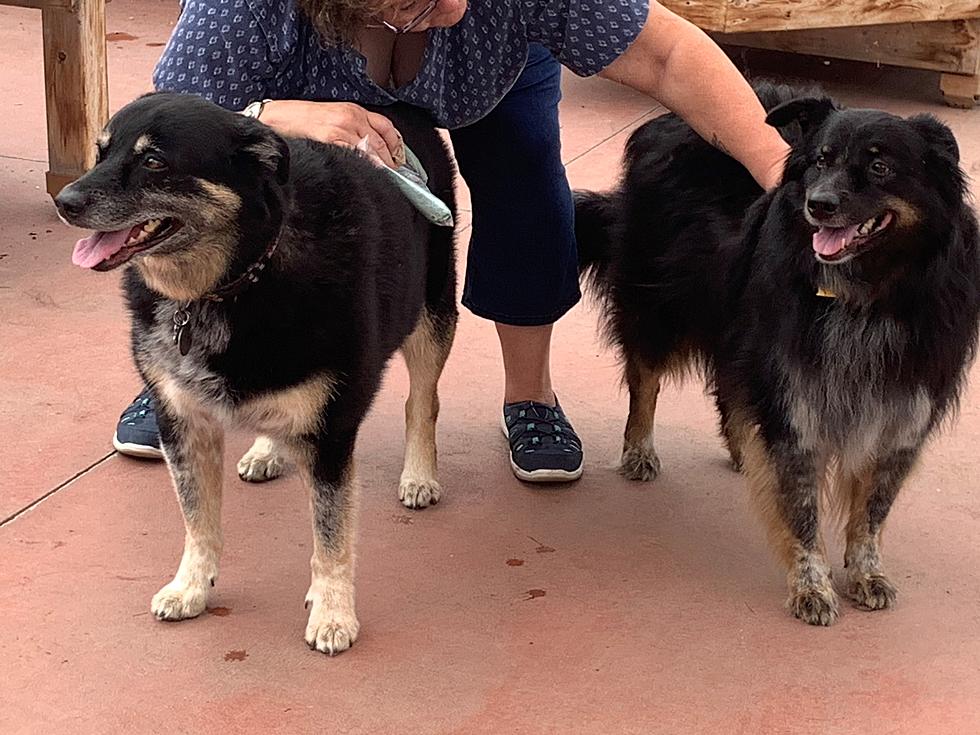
298, 0, 390, 44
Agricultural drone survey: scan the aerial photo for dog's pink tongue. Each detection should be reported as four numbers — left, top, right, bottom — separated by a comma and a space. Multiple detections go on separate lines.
72, 229, 131, 269
812, 225, 860, 257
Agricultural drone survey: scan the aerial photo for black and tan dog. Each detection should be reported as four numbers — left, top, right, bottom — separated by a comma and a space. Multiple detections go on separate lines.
56, 93, 457, 654
577, 82, 980, 625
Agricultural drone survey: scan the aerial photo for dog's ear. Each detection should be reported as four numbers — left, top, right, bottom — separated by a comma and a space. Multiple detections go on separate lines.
909, 113, 964, 201
765, 97, 837, 134
909, 113, 960, 165
240, 123, 290, 185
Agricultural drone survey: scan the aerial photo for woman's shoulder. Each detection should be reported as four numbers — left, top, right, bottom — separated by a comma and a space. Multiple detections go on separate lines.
239, 0, 308, 62
171, 0, 309, 61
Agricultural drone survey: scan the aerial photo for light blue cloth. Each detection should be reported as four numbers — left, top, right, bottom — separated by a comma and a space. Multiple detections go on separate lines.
381, 145, 454, 228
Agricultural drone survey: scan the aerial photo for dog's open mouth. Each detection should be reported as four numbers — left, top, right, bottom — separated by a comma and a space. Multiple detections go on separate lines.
812, 211, 894, 262
72, 217, 183, 271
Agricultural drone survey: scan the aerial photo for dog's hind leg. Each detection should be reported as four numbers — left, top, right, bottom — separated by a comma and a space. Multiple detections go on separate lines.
237, 435, 286, 482
715, 395, 749, 473
842, 447, 920, 612
397, 310, 455, 509
301, 428, 360, 655
620, 356, 663, 481
151, 403, 225, 621
741, 429, 839, 626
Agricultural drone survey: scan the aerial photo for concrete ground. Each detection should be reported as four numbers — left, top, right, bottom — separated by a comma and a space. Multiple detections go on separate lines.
2, 3, 979, 733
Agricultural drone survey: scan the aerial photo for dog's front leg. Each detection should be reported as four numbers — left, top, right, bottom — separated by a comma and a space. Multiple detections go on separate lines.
300, 430, 360, 655
151, 402, 225, 621
743, 433, 839, 625
842, 446, 921, 611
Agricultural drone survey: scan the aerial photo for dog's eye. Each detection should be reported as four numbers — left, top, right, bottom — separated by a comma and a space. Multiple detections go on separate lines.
869, 160, 891, 177
815, 153, 828, 169
143, 155, 168, 171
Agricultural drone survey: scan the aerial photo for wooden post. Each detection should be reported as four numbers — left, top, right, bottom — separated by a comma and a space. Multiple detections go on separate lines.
941, 66, 980, 108
40, 0, 108, 197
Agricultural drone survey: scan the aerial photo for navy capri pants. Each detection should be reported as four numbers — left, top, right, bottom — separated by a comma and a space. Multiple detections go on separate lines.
449, 44, 580, 327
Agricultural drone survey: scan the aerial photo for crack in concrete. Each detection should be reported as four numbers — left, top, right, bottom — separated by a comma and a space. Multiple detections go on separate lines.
562, 106, 662, 168
0, 153, 47, 165
0, 452, 116, 528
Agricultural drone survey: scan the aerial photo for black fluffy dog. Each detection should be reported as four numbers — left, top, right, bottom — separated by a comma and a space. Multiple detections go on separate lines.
56, 93, 457, 654
577, 82, 980, 625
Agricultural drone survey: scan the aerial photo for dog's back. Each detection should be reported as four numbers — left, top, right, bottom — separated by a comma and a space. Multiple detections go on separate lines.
577, 81, 805, 372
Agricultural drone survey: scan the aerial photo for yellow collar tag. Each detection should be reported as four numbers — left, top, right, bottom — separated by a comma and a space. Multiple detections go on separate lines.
816, 287, 837, 299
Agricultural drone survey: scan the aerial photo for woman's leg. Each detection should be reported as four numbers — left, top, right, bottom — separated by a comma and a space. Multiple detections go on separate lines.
496, 323, 554, 405
450, 44, 583, 482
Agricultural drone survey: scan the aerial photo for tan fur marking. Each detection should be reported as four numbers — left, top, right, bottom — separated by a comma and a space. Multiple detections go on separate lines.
150, 407, 225, 621
882, 195, 922, 229
740, 426, 839, 625
135, 181, 242, 301
302, 461, 360, 655
843, 467, 879, 566
149, 366, 334, 441
840, 467, 898, 610
238, 374, 336, 438
739, 427, 798, 567
137, 237, 234, 301
398, 312, 453, 509
133, 134, 156, 155
620, 357, 663, 481
196, 179, 243, 212
96, 129, 111, 148
720, 405, 752, 472
149, 370, 199, 418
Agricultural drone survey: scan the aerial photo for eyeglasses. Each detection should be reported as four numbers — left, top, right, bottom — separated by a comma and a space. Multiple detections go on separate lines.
368, 0, 439, 33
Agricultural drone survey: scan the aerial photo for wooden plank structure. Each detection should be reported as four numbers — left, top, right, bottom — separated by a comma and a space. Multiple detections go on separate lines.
2, 0, 108, 196
662, 0, 980, 108
0, 0, 976, 198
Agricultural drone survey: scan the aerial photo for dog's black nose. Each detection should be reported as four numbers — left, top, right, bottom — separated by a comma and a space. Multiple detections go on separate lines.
806, 193, 840, 219
54, 185, 88, 218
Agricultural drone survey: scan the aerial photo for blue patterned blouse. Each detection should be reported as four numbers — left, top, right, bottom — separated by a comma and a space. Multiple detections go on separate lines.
152, 0, 649, 128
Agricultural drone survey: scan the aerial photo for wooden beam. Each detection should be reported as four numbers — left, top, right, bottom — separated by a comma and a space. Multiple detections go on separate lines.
724, 0, 980, 33
40, 0, 108, 196
0, 0, 73, 9
716, 19, 980, 75
660, 0, 728, 32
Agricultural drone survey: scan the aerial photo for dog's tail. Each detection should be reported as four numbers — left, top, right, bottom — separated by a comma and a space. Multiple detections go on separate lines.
574, 190, 620, 298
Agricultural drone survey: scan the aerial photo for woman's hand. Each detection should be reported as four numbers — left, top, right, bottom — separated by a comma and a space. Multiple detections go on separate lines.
258, 100, 405, 167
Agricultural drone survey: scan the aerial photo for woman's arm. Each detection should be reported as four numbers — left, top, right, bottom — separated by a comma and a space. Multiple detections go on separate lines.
598, 1, 789, 190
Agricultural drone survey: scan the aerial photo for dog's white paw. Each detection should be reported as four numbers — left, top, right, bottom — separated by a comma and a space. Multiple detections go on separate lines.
304, 599, 360, 656
398, 478, 441, 509
619, 446, 662, 482
151, 580, 209, 621
237, 439, 285, 483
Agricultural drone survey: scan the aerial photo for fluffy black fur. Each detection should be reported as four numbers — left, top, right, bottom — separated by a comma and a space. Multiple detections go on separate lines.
55, 93, 458, 654
576, 81, 980, 625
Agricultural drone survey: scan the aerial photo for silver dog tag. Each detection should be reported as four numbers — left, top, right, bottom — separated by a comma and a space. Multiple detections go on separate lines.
172, 307, 192, 356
